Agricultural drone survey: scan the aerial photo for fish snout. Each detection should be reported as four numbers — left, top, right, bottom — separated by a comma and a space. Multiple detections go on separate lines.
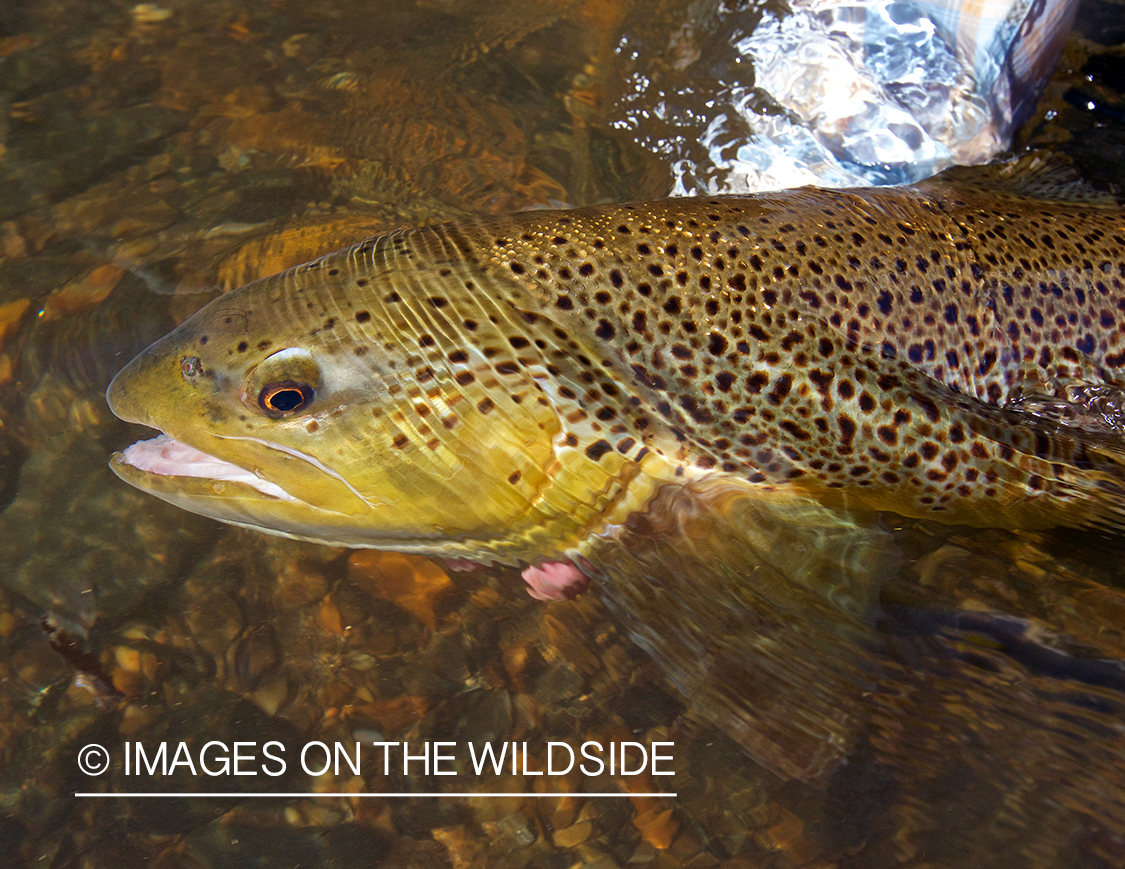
107, 330, 215, 428
106, 354, 155, 428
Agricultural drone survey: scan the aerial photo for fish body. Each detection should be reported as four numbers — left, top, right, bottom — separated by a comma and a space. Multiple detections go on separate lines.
107, 162, 1125, 563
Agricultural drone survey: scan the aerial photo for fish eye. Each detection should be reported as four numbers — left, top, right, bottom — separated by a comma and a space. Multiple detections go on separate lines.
242, 347, 321, 417
258, 381, 315, 417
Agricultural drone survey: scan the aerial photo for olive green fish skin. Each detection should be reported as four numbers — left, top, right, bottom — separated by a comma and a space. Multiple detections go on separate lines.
107, 169, 1125, 561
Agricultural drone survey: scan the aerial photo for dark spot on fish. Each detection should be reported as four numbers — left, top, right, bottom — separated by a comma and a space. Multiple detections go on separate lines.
679, 395, 713, 423
917, 396, 940, 422
746, 372, 769, 394
767, 374, 793, 405
779, 419, 811, 440
356, 311, 371, 323
585, 439, 613, 461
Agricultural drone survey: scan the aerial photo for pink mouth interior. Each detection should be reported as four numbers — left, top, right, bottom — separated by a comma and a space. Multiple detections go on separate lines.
119, 434, 294, 500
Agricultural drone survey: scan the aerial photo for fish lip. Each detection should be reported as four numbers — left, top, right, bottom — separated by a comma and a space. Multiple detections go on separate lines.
111, 434, 297, 502
111, 426, 375, 517
209, 432, 374, 507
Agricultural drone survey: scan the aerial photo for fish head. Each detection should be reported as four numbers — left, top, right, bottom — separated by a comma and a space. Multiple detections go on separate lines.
108, 232, 662, 563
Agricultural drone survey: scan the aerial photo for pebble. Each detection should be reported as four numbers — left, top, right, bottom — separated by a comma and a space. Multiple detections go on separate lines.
0, 299, 29, 350
132, 4, 173, 23
632, 808, 679, 850
348, 551, 454, 631
553, 820, 594, 849
432, 824, 484, 869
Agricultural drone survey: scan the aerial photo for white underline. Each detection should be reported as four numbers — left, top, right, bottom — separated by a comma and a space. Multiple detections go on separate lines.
75, 792, 676, 798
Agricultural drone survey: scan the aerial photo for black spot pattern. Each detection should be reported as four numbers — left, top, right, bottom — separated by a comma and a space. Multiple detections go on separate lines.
407, 180, 1125, 527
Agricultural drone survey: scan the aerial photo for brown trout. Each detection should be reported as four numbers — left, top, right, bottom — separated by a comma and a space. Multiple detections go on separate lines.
106, 160, 1125, 565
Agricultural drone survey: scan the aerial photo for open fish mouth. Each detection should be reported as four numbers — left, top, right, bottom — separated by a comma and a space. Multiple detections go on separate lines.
113, 434, 296, 502
110, 418, 376, 518
108, 431, 388, 548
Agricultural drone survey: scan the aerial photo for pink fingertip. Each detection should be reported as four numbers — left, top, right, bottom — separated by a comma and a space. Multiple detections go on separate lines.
521, 561, 589, 601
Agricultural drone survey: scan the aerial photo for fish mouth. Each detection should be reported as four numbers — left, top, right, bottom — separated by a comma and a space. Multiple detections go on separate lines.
111, 434, 297, 502
108, 433, 527, 559
110, 427, 374, 520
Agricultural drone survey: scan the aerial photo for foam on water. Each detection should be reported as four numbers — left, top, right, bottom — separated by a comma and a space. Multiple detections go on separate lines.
611, 0, 1078, 193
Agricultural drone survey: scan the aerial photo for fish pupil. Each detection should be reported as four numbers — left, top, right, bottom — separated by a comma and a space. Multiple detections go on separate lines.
259, 381, 314, 416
